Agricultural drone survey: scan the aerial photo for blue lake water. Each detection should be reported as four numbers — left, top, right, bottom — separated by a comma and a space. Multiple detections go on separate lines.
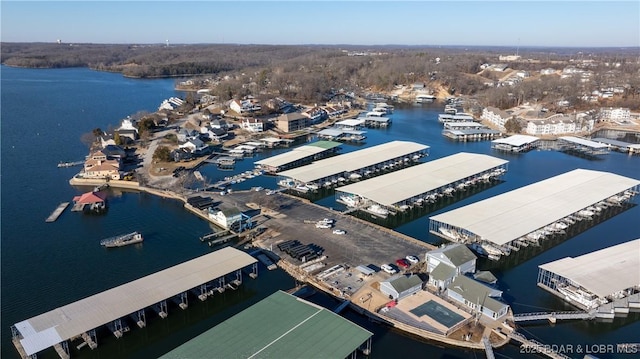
1, 65, 639, 359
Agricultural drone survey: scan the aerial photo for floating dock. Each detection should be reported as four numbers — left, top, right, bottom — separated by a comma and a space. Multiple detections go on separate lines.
491, 135, 540, 152
57, 161, 84, 168
558, 136, 610, 156
254, 140, 342, 174
442, 128, 502, 141
45, 202, 70, 223
11, 247, 258, 359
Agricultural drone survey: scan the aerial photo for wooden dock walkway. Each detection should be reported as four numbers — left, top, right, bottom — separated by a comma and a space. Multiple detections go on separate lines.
46, 202, 70, 222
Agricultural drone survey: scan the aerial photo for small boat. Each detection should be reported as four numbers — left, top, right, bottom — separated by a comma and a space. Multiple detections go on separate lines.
101, 232, 143, 248
368, 204, 389, 216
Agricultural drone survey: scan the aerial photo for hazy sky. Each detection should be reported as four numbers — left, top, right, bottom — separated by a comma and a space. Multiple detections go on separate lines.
2, 1, 639, 47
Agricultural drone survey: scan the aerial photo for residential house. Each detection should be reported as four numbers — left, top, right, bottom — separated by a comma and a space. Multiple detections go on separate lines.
599, 107, 630, 122
302, 106, 328, 124
83, 151, 121, 180
323, 105, 346, 118
426, 244, 477, 290
210, 118, 229, 130
230, 99, 261, 115
116, 117, 139, 142
525, 114, 594, 136
276, 112, 311, 133
379, 274, 424, 300
540, 68, 557, 76
207, 206, 251, 231
481, 107, 512, 129
158, 97, 184, 111
446, 275, 509, 320
179, 138, 208, 154
240, 118, 265, 133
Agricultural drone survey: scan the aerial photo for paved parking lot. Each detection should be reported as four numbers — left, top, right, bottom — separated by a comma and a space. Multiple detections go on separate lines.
228, 190, 434, 276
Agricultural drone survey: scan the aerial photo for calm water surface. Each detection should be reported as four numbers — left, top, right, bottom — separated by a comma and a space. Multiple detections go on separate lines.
2, 66, 638, 359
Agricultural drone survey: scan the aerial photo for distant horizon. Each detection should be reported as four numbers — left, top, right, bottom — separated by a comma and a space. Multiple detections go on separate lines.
2, 1, 639, 47
3, 41, 639, 51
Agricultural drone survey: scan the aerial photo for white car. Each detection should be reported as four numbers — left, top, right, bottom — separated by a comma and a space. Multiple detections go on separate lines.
381, 264, 397, 274
332, 229, 346, 235
406, 255, 419, 264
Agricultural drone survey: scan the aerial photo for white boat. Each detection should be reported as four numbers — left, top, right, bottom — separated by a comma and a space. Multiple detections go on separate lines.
557, 284, 603, 309
443, 187, 455, 196
578, 209, 595, 218
339, 196, 358, 207
295, 185, 310, 193
438, 227, 460, 241
554, 221, 568, 230
416, 94, 436, 103
306, 183, 319, 190
349, 173, 362, 180
481, 243, 504, 256
487, 254, 501, 261
101, 232, 143, 248
367, 204, 389, 216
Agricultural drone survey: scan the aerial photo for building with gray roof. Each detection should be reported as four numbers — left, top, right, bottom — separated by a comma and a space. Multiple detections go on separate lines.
447, 275, 509, 320
159, 290, 373, 359
380, 274, 424, 300
426, 244, 477, 290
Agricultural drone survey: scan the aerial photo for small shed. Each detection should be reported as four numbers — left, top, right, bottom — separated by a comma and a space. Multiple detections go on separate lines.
380, 274, 423, 300
355, 265, 376, 277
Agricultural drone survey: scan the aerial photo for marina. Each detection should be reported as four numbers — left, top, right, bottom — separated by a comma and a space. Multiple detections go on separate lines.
491, 134, 540, 152
11, 248, 258, 358
591, 137, 640, 155
557, 136, 610, 156
277, 140, 429, 191
442, 128, 502, 141
335, 152, 508, 215
254, 140, 341, 174
537, 238, 640, 314
45, 202, 69, 223
429, 169, 640, 260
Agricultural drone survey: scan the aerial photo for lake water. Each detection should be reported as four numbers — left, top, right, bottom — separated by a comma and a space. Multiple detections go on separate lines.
1, 65, 638, 359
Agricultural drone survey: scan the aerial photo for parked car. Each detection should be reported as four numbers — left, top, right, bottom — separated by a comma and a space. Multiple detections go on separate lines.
406, 255, 419, 264
332, 229, 346, 235
396, 258, 409, 269
381, 264, 397, 274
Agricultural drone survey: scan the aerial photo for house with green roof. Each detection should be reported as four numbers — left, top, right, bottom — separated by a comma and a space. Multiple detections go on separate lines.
380, 274, 424, 300
446, 275, 509, 320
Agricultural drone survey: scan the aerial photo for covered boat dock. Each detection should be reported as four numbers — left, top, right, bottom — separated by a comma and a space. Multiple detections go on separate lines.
558, 136, 610, 156
438, 113, 476, 123
254, 140, 341, 174
335, 152, 508, 215
537, 239, 640, 313
442, 128, 502, 141
429, 169, 640, 260
317, 128, 367, 142
278, 141, 429, 190
491, 134, 540, 152
11, 248, 258, 358
591, 137, 640, 155
159, 290, 373, 359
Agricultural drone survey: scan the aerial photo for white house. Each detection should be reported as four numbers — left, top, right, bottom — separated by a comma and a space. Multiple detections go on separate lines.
379, 274, 424, 300
599, 107, 630, 122
240, 118, 265, 132
179, 138, 208, 153
426, 244, 477, 290
230, 99, 261, 114
525, 114, 594, 135
116, 117, 139, 141
481, 107, 512, 129
446, 275, 509, 320
158, 97, 184, 111
207, 207, 251, 231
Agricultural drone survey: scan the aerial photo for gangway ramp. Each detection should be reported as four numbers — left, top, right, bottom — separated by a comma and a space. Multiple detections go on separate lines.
482, 336, 495, 359
11, 247, 257, 358
513, 311, 594, 323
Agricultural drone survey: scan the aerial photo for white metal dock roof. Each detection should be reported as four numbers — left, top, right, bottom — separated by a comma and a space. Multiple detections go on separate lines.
336, 119, 366, 127
492, 134, 539, 146
559, 136, 608, 149
336, 153, 507, 207
14, 247, 257, 356
430, 169, 640, 246
279, 141, 429, 183
254, 141, 340, 169
539, 239, 640, 298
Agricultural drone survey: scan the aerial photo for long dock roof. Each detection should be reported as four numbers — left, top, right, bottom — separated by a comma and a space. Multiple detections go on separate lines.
539, 239, 640, 298
492, 134, 539, 146
279, 141, 429, 183
559, 136, 608, 149
160, 290, 373, 359
14, 247, 257, 356
336, 153, 508, 207
430, 169, 640, 246
254, 141, 341, 169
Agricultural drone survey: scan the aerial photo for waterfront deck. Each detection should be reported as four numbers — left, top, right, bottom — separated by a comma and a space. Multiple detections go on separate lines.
45, 202, 70, 222
11, 248, 258, 358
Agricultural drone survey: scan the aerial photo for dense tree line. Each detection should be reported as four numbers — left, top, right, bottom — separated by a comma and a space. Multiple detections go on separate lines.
3, 42, 638, 109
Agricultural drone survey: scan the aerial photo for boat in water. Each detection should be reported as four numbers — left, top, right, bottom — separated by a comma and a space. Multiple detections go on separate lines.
100, 231, 143, 248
